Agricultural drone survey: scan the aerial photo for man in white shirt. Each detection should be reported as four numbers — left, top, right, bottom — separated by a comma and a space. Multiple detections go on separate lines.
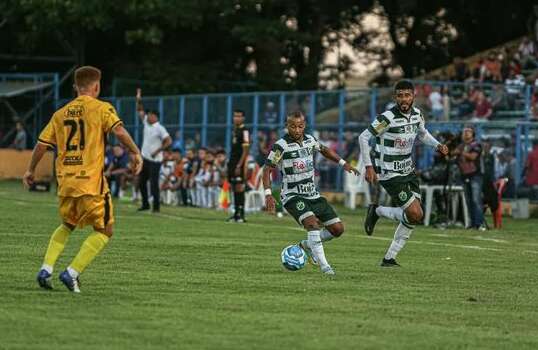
136, 89, 172, 212
428, 86, 444, 120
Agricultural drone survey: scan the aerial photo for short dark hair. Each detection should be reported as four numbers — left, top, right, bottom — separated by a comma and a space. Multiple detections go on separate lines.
234, 109, 245, 116
148, 110, 159, 118
287, 110, 305, 120
74, 66, 101, 89
394, 79, 414, 92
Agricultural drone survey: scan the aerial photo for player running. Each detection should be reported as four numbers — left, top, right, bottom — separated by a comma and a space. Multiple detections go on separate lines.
263, 111, 359, 275
24, 66, 142, 292
359, 80, 448, 267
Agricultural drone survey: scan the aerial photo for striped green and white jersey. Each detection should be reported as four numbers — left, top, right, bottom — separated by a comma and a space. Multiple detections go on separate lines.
367, 106, 427, 181
265, 134, 320, 204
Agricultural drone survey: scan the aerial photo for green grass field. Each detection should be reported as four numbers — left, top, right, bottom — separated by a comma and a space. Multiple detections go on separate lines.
1, 180, 538, 350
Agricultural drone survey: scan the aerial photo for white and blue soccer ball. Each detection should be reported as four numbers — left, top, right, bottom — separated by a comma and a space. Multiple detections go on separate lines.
281, 244, 307, 271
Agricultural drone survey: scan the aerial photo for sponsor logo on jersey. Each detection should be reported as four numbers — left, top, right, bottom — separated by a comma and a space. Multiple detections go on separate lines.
394, 138, 414, 149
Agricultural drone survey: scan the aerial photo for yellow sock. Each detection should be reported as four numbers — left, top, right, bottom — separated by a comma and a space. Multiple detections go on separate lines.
43, 224, 72, 270
69, 232, 110, 275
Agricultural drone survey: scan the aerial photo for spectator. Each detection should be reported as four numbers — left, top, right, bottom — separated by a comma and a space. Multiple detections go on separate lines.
519, 37, 538, 69
484, 52, 502, 82
10, 121, 27, 150
263, 101, 278, 128
136, 88, 172, 213
452, 57, 470, 82
428, 86, 444, 120
454, 127, 485, 230
472, 91, 493, 120
171, 130, 183, 153
496, 149, 517, 197
105, 145, 130, 198
504, 71, 525, 110
525, 140, 538, 199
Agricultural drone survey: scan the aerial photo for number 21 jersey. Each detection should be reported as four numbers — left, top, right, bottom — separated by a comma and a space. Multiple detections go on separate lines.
38, 95, 122, 197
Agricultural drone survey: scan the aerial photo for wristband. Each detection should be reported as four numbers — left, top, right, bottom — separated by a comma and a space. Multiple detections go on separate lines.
338, 159, 347, 167
264, 188, 272, 196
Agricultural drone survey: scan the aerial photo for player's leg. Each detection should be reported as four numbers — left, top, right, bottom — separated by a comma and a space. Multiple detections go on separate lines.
234, 182, 246, 222
60, 194, 114, 293
365, 176, 414, 235
150, 161, 161, 212
37, 196, 78, 290
138, 159, 150, 210
285, 197, 333, 274
315, 197, 344, 242
381, 177, 421, 267
37, 219, 76, 290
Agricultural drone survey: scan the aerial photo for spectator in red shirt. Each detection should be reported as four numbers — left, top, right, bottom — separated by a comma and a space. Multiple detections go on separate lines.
525, 140, 538, 186
472, 91, 493, 120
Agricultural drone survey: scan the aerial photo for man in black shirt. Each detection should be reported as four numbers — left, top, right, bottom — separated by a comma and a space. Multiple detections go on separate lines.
227, 110, 250, 222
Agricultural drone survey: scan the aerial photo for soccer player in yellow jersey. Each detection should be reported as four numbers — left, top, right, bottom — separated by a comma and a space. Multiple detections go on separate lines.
23, 66, 143, 293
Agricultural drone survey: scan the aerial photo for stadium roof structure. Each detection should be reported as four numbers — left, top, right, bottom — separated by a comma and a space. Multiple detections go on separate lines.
0, 80, 54, 98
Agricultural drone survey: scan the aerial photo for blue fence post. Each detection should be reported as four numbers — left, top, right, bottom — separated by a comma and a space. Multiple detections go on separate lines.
309, 91, 316, 133
201, 96, 208, 147
134, 98, 140, 145
158, 97, 164, 123
336, 90, 346, 191
226, 95, 233, 155
179, 96, 185, 146
525, 85, 531, 121
53, 73, 59, 110
114, 99, 122, 145
515, 124, 522, 187
370, 88, 378, 121
279, 93, 286, 135
252, 94, 259, 157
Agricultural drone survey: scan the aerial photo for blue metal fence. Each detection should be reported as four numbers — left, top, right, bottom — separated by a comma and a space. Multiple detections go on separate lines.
54, 80, 537, 191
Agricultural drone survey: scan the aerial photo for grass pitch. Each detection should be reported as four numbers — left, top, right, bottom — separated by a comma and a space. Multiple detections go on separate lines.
1, 180, 538, 350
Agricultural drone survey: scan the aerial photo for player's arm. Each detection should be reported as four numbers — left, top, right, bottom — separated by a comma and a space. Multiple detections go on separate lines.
236, 130, 250, 176
151, 134, 172, 158
418, 118, 448, 156
319, 144, 360, 176
136, 88, 145, 122
23, 142, 49, 188
359, 114, 391, 183
112, 125, 143, 175
263, 143, 282, 213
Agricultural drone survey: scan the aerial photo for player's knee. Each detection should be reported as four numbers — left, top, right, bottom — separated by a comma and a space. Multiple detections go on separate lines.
406, 207, 423, 224
303, 217, 320, 231
328, 223, 344, 237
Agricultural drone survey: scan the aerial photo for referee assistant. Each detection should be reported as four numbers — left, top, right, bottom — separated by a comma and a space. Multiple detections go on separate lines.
227, 109, 250, 222
136, 88, 172, 213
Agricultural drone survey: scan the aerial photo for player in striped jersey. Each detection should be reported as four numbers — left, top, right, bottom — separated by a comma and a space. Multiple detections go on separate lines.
359, 80, 449, 267
263, 111, 360, 275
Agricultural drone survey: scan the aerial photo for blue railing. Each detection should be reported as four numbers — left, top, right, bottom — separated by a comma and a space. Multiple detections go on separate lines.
53, 80, 537, 191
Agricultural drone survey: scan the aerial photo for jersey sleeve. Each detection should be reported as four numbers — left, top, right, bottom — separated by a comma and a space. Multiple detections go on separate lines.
102, 104, 123, 133
37, 119, 56, 147
242, 129, 250, 146
265, 142, 284, 167
367, 114, 391, 136
159, 125, 170, 140
312, 136, 322, 152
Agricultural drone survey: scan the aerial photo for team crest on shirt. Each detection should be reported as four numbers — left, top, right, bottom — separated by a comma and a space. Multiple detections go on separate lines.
296, 201, 306, 210
398, 191, 408, 201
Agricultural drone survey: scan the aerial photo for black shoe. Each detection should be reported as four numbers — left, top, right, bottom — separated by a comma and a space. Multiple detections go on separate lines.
226, 215, 238, 223
137, 206, 150, 211
364, 204, 379, 236
380, 258, 401, 267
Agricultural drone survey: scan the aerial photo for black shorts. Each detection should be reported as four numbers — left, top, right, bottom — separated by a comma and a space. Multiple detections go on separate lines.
227, 162, 245, 184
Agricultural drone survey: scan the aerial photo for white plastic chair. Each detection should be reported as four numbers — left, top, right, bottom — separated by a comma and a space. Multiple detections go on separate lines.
245, 166, 265, 213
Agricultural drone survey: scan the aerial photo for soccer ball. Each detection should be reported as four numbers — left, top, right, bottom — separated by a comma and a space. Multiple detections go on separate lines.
281, 244, 307, 271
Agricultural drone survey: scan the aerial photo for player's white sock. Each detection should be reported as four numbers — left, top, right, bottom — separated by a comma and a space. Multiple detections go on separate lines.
67, 266, 80, 278
376, 206, 404, 222
307, 230, 330, 269
320, 228, 334, 242
41, 264, 53, 274
384, 222, 413, 260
